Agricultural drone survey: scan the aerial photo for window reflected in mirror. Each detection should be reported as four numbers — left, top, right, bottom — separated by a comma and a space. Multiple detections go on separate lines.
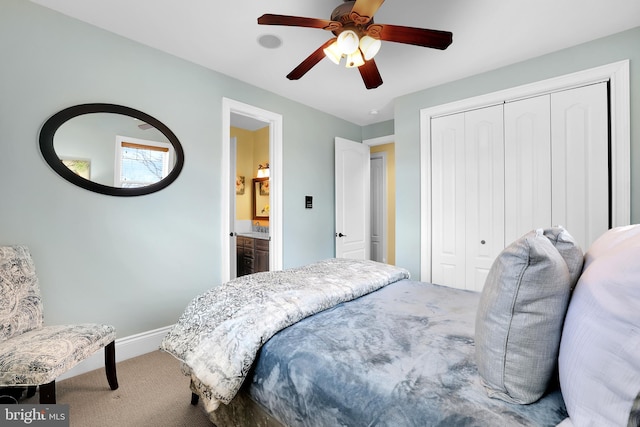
115, 137, 174, 188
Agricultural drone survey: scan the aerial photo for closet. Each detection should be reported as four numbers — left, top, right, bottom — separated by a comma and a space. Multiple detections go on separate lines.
431, 82, 609, 291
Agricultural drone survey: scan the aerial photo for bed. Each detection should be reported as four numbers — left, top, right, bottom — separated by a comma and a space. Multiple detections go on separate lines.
161, 225, 640, 427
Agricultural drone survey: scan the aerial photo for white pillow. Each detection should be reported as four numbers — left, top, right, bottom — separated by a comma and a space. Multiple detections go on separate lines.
559, 224, 640, 426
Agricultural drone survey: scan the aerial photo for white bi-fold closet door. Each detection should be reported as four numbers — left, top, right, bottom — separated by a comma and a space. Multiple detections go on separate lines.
431, 82, 609, 292
431, 104, 505, 292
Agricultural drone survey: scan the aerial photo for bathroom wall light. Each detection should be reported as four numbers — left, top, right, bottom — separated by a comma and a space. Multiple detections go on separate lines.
257, 163, 270, 178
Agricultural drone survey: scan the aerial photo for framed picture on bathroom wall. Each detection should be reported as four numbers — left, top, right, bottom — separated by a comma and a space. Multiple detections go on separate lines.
236, 175, 245, 195
259, 180, 269, 196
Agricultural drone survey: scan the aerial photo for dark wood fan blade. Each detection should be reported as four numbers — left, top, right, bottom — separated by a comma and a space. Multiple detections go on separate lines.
372, 24, 452, 50
258, 14, 341, 31
286, 39, 336, 81
358, 59, 383, 89
351, 0, 385, 25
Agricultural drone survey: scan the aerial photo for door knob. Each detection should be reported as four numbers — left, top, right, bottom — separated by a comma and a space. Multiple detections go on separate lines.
337, 233, 347, 237
480, 240, 486, 245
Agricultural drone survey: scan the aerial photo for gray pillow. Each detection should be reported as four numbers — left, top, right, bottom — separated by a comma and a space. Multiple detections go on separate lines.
475, 228, 574, 404
543, 226, 584, 288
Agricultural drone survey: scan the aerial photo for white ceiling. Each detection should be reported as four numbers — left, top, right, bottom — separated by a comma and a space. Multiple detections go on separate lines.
30, 0, 640, 126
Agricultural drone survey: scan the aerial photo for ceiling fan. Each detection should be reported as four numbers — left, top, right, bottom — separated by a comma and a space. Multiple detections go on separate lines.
257, 0, 453, 89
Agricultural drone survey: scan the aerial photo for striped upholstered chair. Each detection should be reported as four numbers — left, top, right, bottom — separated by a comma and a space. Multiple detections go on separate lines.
0, 245, 118, 403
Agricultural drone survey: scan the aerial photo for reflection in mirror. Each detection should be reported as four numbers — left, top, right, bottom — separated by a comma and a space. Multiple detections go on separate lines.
253, 178, 270, 220
40, 104, 184, 196
114, 135, 174, 188
55, 113, 175, 187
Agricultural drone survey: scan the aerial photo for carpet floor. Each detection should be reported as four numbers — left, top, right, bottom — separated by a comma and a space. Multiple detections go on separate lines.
23, 350, 213, 427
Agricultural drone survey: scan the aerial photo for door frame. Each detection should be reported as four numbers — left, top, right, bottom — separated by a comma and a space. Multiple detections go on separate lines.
229, 136, 238, 278
419, 60, 630, 282
364, 135, 395, 263
222, 98, 283, 282
370, 151, 388, 263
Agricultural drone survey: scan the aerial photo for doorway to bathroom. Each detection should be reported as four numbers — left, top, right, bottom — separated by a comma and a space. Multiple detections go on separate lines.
221, 98, 283, 282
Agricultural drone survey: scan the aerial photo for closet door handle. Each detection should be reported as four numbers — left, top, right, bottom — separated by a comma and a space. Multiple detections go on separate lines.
480, 240, 486, 245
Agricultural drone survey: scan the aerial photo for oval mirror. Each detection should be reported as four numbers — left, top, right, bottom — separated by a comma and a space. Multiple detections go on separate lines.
40, 103, 184, 196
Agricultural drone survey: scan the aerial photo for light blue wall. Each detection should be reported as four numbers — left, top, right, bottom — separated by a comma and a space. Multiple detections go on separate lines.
362, 119, 394, 141
0, 0, 360, 337
3, 0, 638, 337
393, 27, 640, 278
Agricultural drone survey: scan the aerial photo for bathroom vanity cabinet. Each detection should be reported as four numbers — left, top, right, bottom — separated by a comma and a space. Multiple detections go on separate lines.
237, 235, 269, 277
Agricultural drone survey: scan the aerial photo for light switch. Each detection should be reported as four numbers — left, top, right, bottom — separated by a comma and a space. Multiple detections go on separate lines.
305, 196, 313, 209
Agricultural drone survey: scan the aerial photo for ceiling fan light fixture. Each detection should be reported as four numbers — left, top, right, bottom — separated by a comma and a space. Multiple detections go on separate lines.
337, 30, 359, 55
323, 39, 342, 65
257, 5, 453, 89
345, 50, 364, 68
359, 35, 381, 60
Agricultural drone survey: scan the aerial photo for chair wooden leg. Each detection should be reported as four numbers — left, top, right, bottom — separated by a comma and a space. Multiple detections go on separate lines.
189, 378, 199, 405
104, 341, 119, 390
39, 381, 56, 404
26, 386, 37, 398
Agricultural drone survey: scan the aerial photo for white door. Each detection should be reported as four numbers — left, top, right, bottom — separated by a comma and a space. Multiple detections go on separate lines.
551, 82, 609, 251
431, 106, 504, 291
503, 83, 609, 251
370, 153, 386, 263
431, 113, 466, 288
335, 137, 370, 259
464, 105, 505, 291
504, 95, 552, 244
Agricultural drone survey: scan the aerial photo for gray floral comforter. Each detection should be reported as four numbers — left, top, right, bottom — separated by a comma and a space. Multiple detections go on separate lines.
160, 258, 410, 412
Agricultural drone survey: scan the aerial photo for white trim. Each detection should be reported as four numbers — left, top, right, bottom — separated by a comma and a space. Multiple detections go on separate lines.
364, 134, 395, 147
426, 61, 625, 118
419, 60, 630, 281
370, 151, 388, 264
222, 98, 284, 282
57, 325, 173, 381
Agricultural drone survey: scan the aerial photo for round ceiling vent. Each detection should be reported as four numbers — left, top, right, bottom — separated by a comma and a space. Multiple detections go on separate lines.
257, 34, 282, 49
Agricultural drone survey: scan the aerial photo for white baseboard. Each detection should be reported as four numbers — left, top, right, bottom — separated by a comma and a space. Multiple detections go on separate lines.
57, 325, 174, 381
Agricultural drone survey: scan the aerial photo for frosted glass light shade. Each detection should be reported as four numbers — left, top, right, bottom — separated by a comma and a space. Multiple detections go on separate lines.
337, 30, 359, 55
323, 39, 342, 64
359, 35, 381, 60
345, 50, 365, 68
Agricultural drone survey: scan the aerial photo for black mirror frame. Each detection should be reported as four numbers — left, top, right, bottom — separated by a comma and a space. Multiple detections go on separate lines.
39, 103, 184, 197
